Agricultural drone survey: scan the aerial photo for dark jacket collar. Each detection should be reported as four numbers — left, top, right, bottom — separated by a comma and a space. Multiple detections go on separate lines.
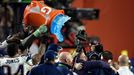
58, 62, 72, 69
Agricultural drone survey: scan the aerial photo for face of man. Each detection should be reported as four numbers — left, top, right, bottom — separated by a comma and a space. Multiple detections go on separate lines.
91, 45, 96, 51
59, 52, 73, 66
66, 54, 73, 66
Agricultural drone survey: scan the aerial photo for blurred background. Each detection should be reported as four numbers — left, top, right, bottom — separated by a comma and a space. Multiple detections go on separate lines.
0, 0, 134, 61
71, 0, 134, 60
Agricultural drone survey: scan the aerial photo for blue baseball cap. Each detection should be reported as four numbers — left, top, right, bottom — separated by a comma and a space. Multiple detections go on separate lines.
44, 50, 57, 60
51, 14, 71, 42
47, 43, 62, 52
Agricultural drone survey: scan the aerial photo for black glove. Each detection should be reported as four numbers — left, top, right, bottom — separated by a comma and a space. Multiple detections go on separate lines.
39, 32, 51, 44
6, 34, 21, 44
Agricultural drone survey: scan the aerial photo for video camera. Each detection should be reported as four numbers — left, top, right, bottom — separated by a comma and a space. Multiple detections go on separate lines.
75, 30, 104, 60
75, 30, 88, 54
44, 0, 99, 20
64, 8, 99, 20
76, 30, 87, 41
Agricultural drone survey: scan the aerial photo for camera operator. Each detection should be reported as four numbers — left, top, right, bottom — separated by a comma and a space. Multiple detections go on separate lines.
74, 47, 115, 75
73, 30, 118, 75
101, 51, 119, 75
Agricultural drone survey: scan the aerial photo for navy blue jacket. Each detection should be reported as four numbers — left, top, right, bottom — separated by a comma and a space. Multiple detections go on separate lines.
0, 67, 4, 75
131, 67, 134, 74
0, 48, 6, 57
29, 62, 63, 75
75, 60, 117, 75
57, 62, 73, 75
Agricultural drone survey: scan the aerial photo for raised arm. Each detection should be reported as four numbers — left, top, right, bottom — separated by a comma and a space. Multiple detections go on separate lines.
32, 43, 46, 65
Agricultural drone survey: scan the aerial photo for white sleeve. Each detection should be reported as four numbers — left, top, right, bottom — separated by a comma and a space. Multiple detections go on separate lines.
0, 59, 2, 66
27, 59, 33, 66
73, 72, 78, 75
21, 56, 33, 66
0, 40, 8, 49
29, 42, 39, 57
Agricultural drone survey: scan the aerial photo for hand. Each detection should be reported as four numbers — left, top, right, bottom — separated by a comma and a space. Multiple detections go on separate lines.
74, 63, 83, 70
6, 33, 21, 44
38, 25, 47, 33
39, 33, 48, 44
33, 25, 47, 37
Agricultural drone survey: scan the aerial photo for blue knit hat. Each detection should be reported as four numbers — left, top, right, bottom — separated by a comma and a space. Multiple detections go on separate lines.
47, 43, 62, 52
44, 50, 57, 60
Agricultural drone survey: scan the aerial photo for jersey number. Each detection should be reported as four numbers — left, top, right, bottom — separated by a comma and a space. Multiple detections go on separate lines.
2, 64, 24, 75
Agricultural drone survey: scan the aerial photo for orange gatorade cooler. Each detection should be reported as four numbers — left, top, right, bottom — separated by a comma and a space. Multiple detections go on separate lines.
23, 0, 71, 42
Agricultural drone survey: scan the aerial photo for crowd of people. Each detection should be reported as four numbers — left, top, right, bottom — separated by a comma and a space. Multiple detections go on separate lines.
0, 27, 134, 75
0, 0, 134, 75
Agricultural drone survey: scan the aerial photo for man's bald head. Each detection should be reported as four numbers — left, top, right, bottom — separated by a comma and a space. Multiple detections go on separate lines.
118, 55, 129, 66
58, 52, 73, 66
